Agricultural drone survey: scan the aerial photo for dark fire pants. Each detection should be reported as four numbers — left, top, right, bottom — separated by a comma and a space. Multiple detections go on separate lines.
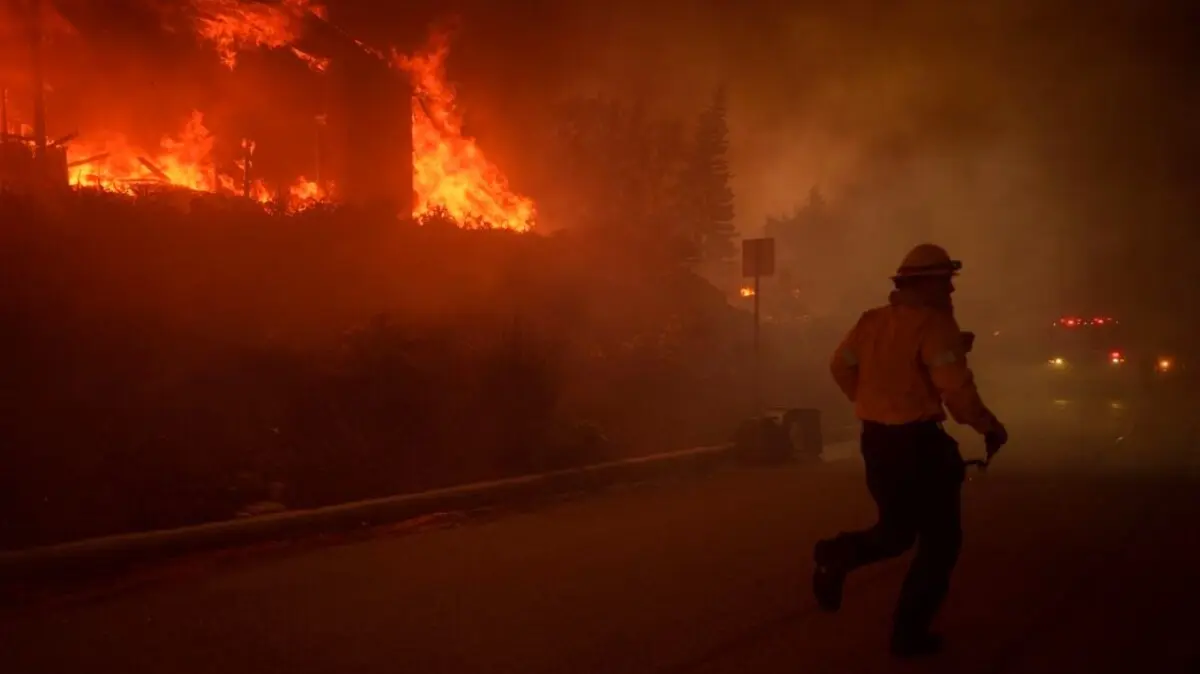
823, 420, 965, 634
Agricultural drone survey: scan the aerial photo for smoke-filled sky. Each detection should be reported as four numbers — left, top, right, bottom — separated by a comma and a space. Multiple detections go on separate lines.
443, 0, 1198, 314
8, 0, 1200, 321
333, 0, 1200, 317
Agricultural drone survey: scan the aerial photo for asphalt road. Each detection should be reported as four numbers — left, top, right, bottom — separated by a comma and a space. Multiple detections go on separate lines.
3, 392, 1198, 673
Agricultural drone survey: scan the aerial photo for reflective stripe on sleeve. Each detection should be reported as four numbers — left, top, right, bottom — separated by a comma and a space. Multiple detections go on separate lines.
929, 350, 957, 367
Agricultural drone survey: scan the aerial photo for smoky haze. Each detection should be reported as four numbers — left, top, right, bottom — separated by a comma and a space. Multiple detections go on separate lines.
397, 0, 1198, 327
2, 0, 1191, 343
6, 6, 1200, 666
1, 0, 1196, 556
28, 0, 1200, 323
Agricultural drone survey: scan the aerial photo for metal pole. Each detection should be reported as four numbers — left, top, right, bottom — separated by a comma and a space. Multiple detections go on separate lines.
1, 87, 7, 193
753, 272, 761, 418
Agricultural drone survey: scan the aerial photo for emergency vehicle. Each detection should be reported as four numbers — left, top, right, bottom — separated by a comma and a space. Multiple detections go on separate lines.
1042, 316, 1182, 395
974, 314, 1183, 397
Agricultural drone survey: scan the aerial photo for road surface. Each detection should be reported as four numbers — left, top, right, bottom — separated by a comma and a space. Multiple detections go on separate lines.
3, 393, 1198, 673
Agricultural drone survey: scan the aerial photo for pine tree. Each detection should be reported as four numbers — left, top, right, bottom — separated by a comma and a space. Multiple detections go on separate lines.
762, 186, 855, 316
547, 96, 695, 265
764, 186, 833, 273
687, 86, 737, 264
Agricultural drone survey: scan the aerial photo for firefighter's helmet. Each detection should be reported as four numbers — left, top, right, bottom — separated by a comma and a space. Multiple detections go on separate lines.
892, 243, 962, 280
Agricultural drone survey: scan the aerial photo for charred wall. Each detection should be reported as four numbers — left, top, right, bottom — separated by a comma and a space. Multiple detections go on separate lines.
301, 16, 414, 216
325, 49, 414, 215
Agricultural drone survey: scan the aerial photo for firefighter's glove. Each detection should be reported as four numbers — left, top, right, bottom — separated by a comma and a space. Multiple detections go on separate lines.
984, 424, 1008, 459
960, 330, 976, 354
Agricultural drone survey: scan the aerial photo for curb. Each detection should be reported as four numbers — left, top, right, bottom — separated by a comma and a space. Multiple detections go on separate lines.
0, 443, 745, 581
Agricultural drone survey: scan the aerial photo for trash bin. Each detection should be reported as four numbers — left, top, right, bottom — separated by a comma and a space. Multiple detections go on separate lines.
782, 408, 823, 458
734, 408, 823, 463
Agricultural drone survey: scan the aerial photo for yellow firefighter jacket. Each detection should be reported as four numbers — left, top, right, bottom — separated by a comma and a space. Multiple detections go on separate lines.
830, 290, 999, 434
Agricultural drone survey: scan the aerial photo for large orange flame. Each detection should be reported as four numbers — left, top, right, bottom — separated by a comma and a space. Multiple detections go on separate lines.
191, 0, 326, 69
185, 1, 534, 230
66, 111, 328, 211
5, 2, 532, 227
393, 34, 536, 231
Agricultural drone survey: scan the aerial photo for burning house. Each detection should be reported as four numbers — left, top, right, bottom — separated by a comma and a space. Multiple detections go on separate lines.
2, 0, 533, 229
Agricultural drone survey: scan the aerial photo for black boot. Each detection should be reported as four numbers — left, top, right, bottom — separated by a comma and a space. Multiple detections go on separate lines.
812, 539, 846, 612
890, 629, 944, 658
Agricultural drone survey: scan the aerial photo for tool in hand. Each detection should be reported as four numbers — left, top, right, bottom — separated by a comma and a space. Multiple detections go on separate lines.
964, 456, 990, 472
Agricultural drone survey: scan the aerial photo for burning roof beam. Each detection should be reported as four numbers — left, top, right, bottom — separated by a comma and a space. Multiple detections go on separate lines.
50, 131, 78, 148
66, 152, 108, 168
136, 156, 171, 182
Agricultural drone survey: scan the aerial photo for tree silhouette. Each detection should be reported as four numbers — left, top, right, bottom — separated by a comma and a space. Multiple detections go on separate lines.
763, 186, 854, 317
547, 96, 695, 264
686, 86, 737, 264
765, 186, 832, 258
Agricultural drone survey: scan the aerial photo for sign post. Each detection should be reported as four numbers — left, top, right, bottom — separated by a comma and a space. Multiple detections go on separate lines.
741, 238, 775, 417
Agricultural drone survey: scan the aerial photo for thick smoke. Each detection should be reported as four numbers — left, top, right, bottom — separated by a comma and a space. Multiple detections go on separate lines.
16, 0, 1200, 319
416, 0, 1199, 322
